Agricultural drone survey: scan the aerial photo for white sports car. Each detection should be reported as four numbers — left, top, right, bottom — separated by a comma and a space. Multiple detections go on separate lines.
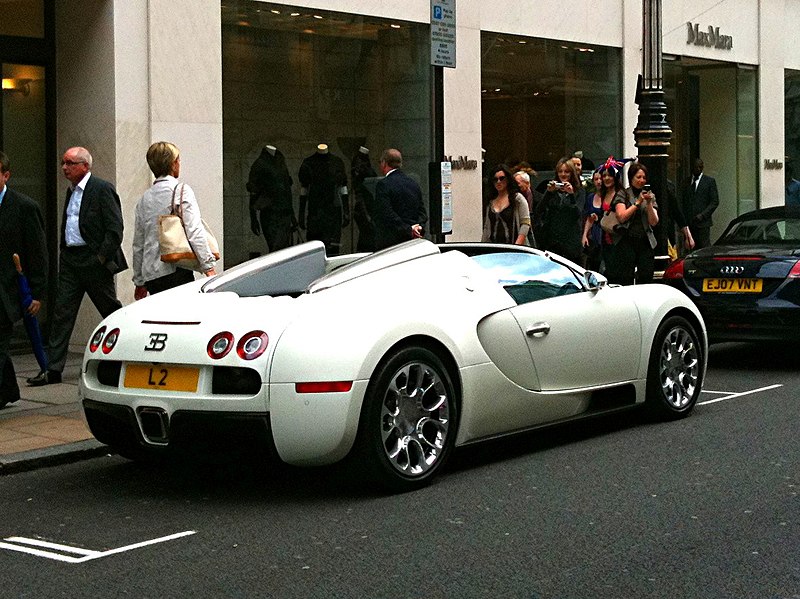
80, 240, 707, 491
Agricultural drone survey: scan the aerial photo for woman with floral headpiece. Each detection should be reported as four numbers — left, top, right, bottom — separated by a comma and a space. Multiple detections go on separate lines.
581, 157, 625, 272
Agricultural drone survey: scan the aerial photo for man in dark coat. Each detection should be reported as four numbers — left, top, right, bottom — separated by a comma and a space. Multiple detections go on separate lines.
28, 146, 127, 386
0, 152, 47, 406
683, 158, 720, 249
373, 148, 427, 250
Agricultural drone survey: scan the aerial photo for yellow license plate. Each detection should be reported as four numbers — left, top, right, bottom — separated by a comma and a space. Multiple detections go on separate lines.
124, 364, 199, 392
702, 278, 763, 293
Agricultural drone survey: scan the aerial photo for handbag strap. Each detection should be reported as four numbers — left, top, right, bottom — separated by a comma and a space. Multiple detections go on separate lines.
170, 182, 185, 220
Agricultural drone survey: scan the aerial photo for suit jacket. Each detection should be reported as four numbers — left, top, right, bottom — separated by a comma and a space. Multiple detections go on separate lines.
0, 188, 48, 325
683, 173, 719, 229
373, 169, 427, 250
61, 174, 128, 274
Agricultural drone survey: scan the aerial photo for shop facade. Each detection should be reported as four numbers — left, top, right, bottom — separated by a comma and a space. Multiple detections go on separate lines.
3, 0, 799, 345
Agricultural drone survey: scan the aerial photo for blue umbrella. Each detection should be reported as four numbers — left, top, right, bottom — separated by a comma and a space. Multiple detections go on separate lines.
13, 254, 48, 372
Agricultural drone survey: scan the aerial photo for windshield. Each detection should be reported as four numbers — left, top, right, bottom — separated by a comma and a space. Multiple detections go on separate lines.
720, 217, 800, 245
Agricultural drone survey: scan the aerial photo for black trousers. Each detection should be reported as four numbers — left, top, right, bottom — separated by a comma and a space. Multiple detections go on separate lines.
689, 224, 712, 250
259, 209, 292, 253
607, 235, 655, 285
46, 246, 122, 373
145, 268, 194, 295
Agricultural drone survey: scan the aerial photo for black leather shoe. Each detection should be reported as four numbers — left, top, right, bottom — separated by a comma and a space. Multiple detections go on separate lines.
26, 370, 62, 386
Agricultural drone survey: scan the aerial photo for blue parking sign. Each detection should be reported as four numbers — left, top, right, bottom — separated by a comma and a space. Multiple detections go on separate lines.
433, 5, 442, 20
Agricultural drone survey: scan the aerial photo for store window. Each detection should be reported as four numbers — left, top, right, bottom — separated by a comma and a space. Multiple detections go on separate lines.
785, 70, 800, 204
221, 1, 432, 264
481, 33, 622, 188
0, 0, 44, 38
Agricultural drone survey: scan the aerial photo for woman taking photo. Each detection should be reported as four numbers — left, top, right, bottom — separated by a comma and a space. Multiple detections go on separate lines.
535, 157, 583, 264
582, 157, 625, 272
482, 164, 531, 245
607, 162, 659, 285
132, 141, 218, 299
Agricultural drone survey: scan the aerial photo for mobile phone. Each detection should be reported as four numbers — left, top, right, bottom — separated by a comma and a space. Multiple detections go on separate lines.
643, 184, 651, 192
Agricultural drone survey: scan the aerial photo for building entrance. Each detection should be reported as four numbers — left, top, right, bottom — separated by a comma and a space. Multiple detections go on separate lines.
664, 58, 758, 242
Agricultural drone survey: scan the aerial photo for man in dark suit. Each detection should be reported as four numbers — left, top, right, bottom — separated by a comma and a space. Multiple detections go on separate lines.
0, 152, 47, 407
28, 146, 127, 386
372, 148, 427, 250
683, 158, 720, 249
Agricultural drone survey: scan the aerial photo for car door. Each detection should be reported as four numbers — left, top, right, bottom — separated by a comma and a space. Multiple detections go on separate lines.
509, 287, 641, 391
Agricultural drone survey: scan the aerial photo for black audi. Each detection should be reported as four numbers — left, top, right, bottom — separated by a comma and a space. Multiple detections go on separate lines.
662, 205, 800, 342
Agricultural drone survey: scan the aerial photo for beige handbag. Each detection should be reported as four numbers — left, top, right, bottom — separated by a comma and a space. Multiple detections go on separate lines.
159, 183, 220, 271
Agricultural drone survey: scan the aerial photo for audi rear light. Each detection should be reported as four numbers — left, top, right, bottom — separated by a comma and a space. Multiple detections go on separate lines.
663, 259, 685, 280
236, 330, 269, 360
207, 332, 234, 359
788, 260, 800, 278
101, 328, 120, 354
89, 326, 106, 352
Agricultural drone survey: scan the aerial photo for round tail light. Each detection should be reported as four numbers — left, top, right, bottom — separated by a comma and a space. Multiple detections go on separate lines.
89, 326, 106, 352
207, 332, 234, 359
102, 328, 120, 354
236, 331, 269, 360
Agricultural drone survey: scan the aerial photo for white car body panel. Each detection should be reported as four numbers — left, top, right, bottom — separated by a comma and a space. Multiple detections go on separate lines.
79, 240, 708, 470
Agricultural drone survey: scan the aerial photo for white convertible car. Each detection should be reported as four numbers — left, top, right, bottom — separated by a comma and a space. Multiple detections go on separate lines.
80, 240, 707, 491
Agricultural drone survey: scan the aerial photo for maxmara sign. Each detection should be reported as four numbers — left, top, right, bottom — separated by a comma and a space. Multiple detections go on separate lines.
687, 22, 733, 50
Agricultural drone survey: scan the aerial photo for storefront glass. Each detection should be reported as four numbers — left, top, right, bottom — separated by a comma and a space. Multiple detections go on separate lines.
480, 33, 622, 187
0, 0, 44, 38
785, 69, 800, 202
221, 1, 432, 264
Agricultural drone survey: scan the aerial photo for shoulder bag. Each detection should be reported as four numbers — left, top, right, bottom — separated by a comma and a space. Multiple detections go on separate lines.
159, 183, 220, 272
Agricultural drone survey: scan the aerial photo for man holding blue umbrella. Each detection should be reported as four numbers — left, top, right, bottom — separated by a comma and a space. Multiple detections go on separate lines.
0, 151, 47, 408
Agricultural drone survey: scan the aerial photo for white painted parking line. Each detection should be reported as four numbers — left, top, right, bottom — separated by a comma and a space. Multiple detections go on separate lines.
698, 384, 783, 406
0, 530, 196, 563
700, 390, 737, 395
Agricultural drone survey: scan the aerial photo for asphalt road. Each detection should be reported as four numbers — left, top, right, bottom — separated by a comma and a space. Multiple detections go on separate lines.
0, 342, 797, 599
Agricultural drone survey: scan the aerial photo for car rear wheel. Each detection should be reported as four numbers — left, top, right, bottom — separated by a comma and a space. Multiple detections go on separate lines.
646, 315, 703, 420
355, 346, 457, 492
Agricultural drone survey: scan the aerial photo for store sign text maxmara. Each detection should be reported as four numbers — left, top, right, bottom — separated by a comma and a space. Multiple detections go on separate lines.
687, 22, 733, 50
444, 155, 478, 170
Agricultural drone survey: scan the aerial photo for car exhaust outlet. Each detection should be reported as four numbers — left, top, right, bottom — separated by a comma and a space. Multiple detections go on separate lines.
137, 407, 169, 443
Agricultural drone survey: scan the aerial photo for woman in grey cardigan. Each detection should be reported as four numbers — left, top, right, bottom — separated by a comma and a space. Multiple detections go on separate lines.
482, 164, 531, 245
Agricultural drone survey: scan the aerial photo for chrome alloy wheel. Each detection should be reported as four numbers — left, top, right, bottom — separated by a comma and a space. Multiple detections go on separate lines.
658, 325, 700, 409
380, 361, 451, 477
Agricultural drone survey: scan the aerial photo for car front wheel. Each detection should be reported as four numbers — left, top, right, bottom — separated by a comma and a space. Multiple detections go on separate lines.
355, 346, 457, 492
646, 315, 703, 420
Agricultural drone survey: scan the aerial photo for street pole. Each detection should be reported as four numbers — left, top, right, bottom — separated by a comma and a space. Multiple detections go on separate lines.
634, 0, 671, 256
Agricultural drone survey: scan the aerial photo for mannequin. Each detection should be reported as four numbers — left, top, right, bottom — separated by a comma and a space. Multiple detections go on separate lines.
299, 143, 349, 255
351, 146, 377, 252
246, 144, 295, 253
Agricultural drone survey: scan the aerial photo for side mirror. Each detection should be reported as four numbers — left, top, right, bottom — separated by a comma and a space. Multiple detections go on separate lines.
585, 270, 607, 291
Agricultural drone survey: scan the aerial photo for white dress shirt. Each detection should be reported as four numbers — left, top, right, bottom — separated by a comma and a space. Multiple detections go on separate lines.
65, 172, 91, 246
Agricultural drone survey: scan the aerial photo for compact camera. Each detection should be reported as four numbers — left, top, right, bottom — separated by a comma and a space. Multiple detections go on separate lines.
552, 181, 566, 188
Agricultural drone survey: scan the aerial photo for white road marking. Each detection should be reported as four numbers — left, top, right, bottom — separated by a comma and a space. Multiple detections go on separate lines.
0, 530, 196, 563
698, 384, 783, 406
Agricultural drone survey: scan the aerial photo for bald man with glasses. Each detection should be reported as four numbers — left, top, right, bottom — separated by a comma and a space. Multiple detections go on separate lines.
28, 146, 127, 386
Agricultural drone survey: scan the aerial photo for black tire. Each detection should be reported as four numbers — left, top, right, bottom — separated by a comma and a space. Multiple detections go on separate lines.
645, 315, 703, 420
354, 346, 458, 493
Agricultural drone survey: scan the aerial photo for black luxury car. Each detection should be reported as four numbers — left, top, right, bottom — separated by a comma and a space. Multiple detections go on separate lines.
662, 205, 800, 342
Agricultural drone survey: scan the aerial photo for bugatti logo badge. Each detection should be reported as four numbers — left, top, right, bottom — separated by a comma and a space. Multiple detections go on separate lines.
144, 333, 167, 352
720, 265, 744, 275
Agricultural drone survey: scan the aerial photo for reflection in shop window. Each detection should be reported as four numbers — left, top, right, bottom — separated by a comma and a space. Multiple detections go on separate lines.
221, 1, 431, 264
481, 33, 622, 186
0, 0, 44, 38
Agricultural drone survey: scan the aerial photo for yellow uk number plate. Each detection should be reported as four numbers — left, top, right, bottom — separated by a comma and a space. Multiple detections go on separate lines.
124, 364, 199, 392
702, 278, 763, 293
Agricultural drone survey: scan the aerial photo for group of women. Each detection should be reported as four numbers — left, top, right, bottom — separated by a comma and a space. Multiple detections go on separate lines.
482, 156, 661, 285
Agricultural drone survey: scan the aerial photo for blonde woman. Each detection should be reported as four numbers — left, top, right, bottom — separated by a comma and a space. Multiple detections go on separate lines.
132, 142, 217, 299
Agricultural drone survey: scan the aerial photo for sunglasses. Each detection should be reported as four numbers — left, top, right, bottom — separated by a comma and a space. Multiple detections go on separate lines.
493, 175, 507, 182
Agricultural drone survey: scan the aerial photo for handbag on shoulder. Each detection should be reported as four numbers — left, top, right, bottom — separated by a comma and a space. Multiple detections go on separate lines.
600, 209, 630, 236
159, 183, 220, 272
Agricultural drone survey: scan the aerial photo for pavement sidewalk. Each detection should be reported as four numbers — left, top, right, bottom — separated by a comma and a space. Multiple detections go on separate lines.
0, 350, 107, 475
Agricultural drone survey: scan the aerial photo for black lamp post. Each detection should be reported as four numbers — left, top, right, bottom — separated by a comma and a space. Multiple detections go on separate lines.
634, 0, 671, 255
